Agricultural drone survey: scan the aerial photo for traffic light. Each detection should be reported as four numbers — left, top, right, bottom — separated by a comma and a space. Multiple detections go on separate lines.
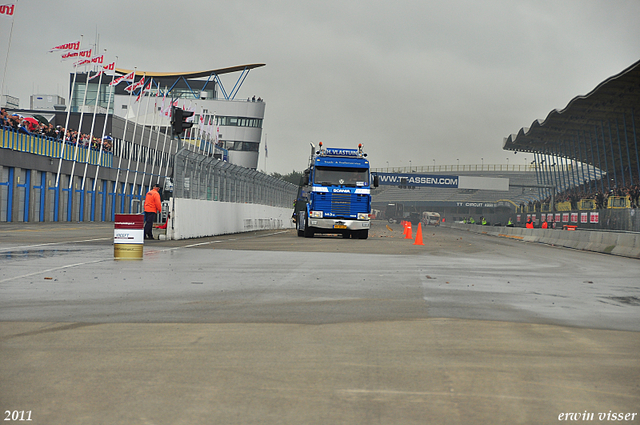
171, 107, 195, 136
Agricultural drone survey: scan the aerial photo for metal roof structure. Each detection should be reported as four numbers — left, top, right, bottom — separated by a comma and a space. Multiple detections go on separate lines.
113, 64, 266, 101
114, 64, 265, 79
503, 59, 640, 193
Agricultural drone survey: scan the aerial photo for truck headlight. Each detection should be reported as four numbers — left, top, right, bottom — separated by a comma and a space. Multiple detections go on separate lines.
357, 213, 370, 220
310, 211, 323, 218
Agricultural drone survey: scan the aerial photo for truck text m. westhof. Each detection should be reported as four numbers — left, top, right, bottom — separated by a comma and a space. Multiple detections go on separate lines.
294, 143, 378, 239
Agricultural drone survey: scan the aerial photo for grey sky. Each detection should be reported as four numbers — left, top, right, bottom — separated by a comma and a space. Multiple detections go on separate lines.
1, 0, 639, 174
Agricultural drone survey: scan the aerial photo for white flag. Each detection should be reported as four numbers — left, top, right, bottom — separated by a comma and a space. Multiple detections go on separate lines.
0, 4, 15, 18
61, 48, 92, 61
88, 70, 103, 81
109, 70, 135, 86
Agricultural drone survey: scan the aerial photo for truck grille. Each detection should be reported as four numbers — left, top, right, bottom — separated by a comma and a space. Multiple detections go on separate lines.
314, 192, 369, 217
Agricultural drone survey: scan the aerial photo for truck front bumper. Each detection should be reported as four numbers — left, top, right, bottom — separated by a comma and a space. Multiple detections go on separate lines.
308, 218, 370, 231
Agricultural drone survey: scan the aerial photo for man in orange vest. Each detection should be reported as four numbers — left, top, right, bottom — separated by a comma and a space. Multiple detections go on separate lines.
541, 220, 548, 229
526, 217, 534, 229
144, 184, 162, 240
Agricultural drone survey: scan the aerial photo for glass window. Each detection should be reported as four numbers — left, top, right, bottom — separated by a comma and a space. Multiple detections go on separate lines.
314, 167, 369, 187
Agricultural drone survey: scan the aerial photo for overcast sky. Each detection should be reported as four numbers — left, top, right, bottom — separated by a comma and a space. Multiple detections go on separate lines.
1, 0, 639, 174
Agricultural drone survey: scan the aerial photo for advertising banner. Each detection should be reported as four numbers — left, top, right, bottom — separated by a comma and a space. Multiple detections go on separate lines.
114, 214, 144, 259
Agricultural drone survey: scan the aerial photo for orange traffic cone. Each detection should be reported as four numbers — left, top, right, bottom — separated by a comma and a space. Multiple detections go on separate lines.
405, 222, 413, 239
413, 222, 424, 245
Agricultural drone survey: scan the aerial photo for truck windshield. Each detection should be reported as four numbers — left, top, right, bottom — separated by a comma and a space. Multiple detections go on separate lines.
314, 167, 369, 187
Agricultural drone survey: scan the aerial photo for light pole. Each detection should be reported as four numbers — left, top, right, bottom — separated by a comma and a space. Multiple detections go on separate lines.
481, 157, 484, 169
409, 160, 412, 172
457, 158, 459, 170
506, 157, 509, 169
432, 159, 435, 170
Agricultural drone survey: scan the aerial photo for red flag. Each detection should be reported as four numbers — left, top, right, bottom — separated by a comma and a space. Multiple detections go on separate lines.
103, 62, 115, 71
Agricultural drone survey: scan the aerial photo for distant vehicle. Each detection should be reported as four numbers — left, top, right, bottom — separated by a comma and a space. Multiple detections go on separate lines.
294, 143, 378, 239
422, 212, 441, 226
385, 203, 404, 224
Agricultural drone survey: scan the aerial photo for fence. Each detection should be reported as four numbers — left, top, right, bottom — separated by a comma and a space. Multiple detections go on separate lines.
1, 125, 297, 223
172, 148, 297, 208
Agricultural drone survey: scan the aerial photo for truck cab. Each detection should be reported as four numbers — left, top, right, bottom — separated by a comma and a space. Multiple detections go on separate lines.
295, 143, 378, 239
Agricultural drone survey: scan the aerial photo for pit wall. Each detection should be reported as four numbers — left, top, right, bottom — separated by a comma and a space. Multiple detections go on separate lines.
447, 222, 640, 259
166, 198, 294, 240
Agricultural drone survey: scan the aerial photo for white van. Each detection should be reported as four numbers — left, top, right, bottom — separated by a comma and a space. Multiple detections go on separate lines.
422, 212, 441, 226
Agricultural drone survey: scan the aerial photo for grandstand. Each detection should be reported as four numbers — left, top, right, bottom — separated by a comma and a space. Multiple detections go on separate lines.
372, 168, 539, 223
375, 59, 640, 231
0, 63, 299, 225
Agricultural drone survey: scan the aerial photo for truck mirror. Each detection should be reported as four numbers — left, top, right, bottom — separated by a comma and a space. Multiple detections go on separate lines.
373, 175, 379, 188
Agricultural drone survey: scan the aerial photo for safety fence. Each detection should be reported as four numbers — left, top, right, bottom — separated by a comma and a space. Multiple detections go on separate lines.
172, 148, 297, 208
517, 196, 636, 213
1, 126, 297, 223
464, 208, 640, 233
1, 127, 113, 168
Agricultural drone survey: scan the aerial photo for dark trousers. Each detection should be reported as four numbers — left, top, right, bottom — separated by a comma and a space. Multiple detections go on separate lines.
144, 212, 157, 239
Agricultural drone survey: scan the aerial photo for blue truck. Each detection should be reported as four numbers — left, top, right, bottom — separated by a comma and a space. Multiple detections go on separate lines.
294, 142, 378, 239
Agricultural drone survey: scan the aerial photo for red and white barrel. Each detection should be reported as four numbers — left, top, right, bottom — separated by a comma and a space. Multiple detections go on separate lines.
114, 214, 144, 260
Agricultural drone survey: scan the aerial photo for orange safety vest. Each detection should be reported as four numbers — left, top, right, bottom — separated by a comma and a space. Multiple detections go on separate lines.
144, 188, 162, 213
541, 221, 548, 229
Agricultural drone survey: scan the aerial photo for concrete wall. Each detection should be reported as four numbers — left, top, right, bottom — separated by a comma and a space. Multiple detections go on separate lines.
166, 198, 294, 240
448, 222, 640, 259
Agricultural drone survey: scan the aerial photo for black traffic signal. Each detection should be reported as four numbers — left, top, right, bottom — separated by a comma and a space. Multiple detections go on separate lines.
171, 107, 195, 136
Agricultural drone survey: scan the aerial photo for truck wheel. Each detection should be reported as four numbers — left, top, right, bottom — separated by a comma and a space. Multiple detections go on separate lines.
342, 231, 350, 239
297, 212, 304, 237
357, 230, 369, 239
303, 218, 314, 238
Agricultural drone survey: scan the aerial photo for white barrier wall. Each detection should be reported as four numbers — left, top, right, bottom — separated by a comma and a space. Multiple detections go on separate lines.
166, 198, 294, 240
448, 223, 640, 259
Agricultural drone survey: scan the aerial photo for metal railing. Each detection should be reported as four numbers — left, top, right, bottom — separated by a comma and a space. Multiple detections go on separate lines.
172, 148, 297, 208
372, 164, 537, 173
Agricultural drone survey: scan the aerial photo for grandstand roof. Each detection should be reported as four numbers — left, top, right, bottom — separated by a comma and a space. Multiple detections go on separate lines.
114, 64, 266, 79
503, 59, 640, 178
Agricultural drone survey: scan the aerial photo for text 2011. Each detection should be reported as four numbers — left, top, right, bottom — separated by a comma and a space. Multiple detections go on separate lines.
4, 411, 32, 421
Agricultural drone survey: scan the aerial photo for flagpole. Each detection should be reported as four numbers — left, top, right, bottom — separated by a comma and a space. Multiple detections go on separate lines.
149, 82, 165, 190
113, 67, 137, 210
81, 51, 107, 191
141, 80, 160, 194
93, 56, 118, 192
55, 35, 83, 188
156, 86, 170, 185
0, 0, 17, 104
123, 73, 145, 207
68, 61, 92, 191
130, 77, 153, 199
264, 132, 268, 173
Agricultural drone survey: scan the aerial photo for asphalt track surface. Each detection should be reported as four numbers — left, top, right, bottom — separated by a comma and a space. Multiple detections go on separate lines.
0, 221, 638, 424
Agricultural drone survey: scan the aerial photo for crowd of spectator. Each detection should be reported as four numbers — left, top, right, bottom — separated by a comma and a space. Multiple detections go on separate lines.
522, 178, 640, 211
1, 107, 112, 152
